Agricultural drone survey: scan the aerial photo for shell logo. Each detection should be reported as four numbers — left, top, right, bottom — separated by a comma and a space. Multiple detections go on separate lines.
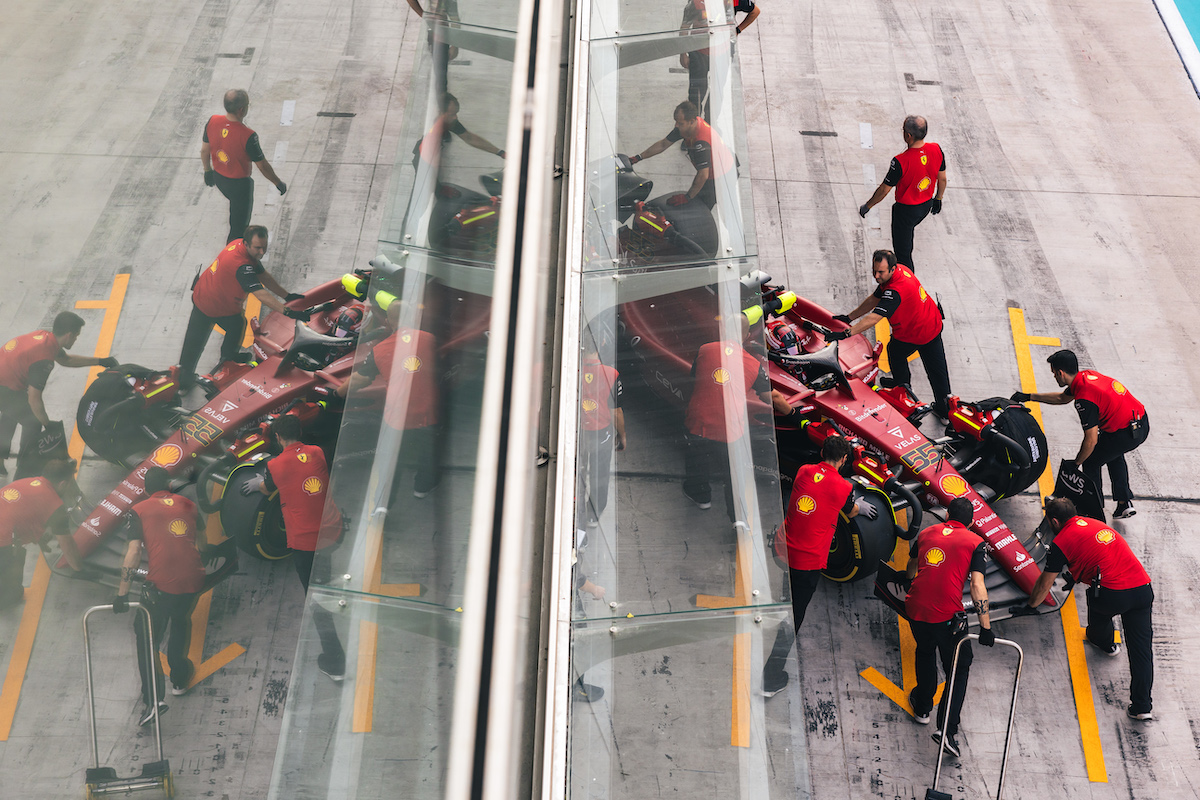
169, 519, 189, 537
1112, 380, 1127, 395
401, 333, 412, 344
925, 547, 946, 566
712, 368, 730, 385
3, 340, 14, 351
795, 495, 817, 515
302, 477, 323, 495
917, 177, 931, 192
584, 372, 594, 384
403, 356, 422, 373
217, 150, 229, 163
940, 475, 968, 497
297, 453, 308, 463
1096, 529, 1116, 545
582, 399, 598, 413
151, 444, 183, 468
3, 488, 20, 503
161, 498, 174, 506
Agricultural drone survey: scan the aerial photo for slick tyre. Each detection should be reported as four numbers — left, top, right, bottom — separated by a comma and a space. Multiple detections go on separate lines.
220, 464, 292, 560
822, 490, 896, 583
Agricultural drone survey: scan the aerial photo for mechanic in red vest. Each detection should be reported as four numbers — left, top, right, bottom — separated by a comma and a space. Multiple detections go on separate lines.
0, 312, 118, 478
201, 89, 288, 244
176, 226, 308, 388
762, 436, 874, 696
858, 115, 946, 272
1012, 349, 1148, 519
629, 101, 737, 210
0, 459, 82, 608
682, 315, 790, 521
244, 414, 345, 682
112, 467, 205, 724
905, 497, 994, 759
577, 338, 626, 527
831, 249, 952, 417
1021, 496, 1154, 720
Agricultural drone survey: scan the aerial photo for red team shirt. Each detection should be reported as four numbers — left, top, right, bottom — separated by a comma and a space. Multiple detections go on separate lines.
192, 239, 263, 317
0, 331, 61, 392
874, 265, 943, 346
131, 491, 205, 595
0, 478, 63, 546
905, 521, 984, 623
782, 462, 853, 570
364, 330, 439, 431
891, 143, 944, 206
205, 115, 256, 179
685, 341, 766, 442
266, 442, 342, 551
1048, 516, 1150, 591
1068, 370, 1145, 433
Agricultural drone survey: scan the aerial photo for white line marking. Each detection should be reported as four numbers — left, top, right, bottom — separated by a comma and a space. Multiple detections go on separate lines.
859, 122, 873, 149
273, 141, 288, 164
280, 100, 295, 126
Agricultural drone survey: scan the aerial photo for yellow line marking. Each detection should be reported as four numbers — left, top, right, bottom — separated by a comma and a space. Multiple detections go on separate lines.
872, 319, 917, 374
352, 511, 386, 733
0, 554, 51, 740
1009, 307, 1106, 782
695, 526, 754, 746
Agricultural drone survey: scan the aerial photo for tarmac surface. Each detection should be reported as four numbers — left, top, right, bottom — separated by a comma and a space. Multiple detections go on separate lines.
1, 0, 1200, 798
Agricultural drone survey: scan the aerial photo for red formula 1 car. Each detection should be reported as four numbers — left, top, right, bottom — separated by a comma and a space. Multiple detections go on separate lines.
620, 271, 1070, 621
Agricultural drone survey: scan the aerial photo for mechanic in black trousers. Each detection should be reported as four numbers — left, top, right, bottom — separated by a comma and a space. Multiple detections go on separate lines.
1012, 349, 1148, 519
859, 115, 946, 272
830, 249, 952, 417
113, 467, 206, 725
1020, 497, 1155, 720
678, 0, 760, 118
905, 498, 994, 759
201, 89, 288, 244
176, 225, 309, 387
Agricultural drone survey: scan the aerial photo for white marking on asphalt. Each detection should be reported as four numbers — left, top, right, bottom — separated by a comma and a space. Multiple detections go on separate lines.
863, 164, 876, 186
280, 100, 296, 126
859, 122, 873, 149
273, 141, 288, 164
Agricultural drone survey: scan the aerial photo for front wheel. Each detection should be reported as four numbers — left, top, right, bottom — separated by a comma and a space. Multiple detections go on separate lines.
822, 487, 897, 583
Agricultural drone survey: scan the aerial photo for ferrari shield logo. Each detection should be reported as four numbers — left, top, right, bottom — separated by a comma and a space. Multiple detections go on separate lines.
221, 128, 229, 138
402, 333, 412, 344
298, 453, 309, 463
920, 154, 928, 165
584, 373, 594, 384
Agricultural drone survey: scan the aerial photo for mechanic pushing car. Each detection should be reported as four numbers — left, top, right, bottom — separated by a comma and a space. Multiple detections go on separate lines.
628, 100, 736, 210
176, 225, 310, 389
0, 459, 83, 608
1011, 349, 1148, 519
829, 249, 952, 418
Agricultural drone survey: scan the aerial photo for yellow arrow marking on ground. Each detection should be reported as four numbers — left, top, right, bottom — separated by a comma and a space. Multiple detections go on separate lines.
695, 527, 755, 748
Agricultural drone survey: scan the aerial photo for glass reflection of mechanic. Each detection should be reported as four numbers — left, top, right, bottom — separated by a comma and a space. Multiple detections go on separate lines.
411, 91, 505, 171
628, 101, 736, 210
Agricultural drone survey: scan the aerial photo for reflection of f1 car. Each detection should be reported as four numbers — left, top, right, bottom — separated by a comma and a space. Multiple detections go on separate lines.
621, 272, 1068, 620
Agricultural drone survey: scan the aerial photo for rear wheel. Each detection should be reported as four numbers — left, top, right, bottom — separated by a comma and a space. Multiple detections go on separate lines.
219, 464, 292, 560
822, 488, 897, 583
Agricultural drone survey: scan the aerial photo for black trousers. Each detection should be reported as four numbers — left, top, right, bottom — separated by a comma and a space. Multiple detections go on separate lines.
0, 386, 42, 475
293, 548, 346, 669
890, 199, 933, 271
579, 426, 615, 523
686, 50, 711, 119
886, 333, 952, 409
1086, 582, 1154, 714
0, 544, 26, 608
135, 587, 200, 704
386, 425, 443, 506
683, 433, 737, 522
911, 617, 973, 737
178, 304, 246, 379
762, 568, 823, 686
213, 173, 254, 245
1083, 416, 1149, 504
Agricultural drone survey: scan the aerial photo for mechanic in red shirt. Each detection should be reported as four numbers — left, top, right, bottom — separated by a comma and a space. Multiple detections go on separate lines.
904, 497, 994, 759
762, 436, 874, 696
629, 101, 737, 210
859, 115, 947, 272
1021, 496, 1154, 720
112, 467, 205, 724
832, 249, 952, 418
245, 414, 345, 682
577, 338, 626, 527
681, 315, 790, 521
1013, 349, 1148, 519
201, 89, 288, 244
176, 226, 308, 388
0, 459, 83, 608
0, 311, 118, 478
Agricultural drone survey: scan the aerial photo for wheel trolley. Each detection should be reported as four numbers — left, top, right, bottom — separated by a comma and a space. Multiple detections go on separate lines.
926, 632, 1023, 800
82, 603, 174, 799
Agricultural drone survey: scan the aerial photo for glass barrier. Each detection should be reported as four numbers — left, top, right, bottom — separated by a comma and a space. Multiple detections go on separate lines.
590, 0, 737, 42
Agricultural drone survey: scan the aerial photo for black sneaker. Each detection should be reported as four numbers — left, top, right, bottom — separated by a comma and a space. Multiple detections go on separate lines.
1085, 639, 1121, 658
1126, 705, 1153, 721
318, 654, 345, 683
682, 486, 712, 510
762, 673, 789, 698
932, 730, 961, 758
573, 678, 604, 703
1113, 502, 1136, 519
138, 701, 168, 727
908, 691, 931, 724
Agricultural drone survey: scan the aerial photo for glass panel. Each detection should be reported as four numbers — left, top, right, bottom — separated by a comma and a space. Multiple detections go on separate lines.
590, 0, 735, 41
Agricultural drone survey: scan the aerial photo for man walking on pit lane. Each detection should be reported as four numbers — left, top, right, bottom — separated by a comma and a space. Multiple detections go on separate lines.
761, 435, 874, 696
858, 115, 946, 272
905, 497, 995, 759
1012, 349, 1147, 519
201, 89, 288, 244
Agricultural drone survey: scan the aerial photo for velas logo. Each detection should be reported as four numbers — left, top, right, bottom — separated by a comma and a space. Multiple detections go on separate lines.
302, 477, 322, 495
403, 356, 422, 373
581, 399, 598, 413
2, 488, 20, 502
1112, 380, 1127, 395
712, 368, 730, 385
584, 372, 594, 384
1096, 529, 1116, 544
151, 444, 183, 467
796, 496, 817, 514
925, 547, 945, 566
169, 519, 188, 537
940, 475, 968, 497
297, 453, 308, 463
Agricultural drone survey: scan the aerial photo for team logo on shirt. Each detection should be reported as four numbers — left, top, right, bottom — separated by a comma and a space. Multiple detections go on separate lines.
401, 333, 412, 344
3, 489, 20, 503
582, 399, 598, 413
150, 444, 183, 468
403, 356, 422, 373
217, 150, 229, 163
584, 372, 594, 384
925, 547, 946, 566
1112, 380, 1127, 395
33, 334, 44, 341
917, 177, 931, 192
302, 477, 323, 495
169, 519, 189, 537
1096, 529, 1116, 545
919, 287, 928, 301
1075, 519, 1088, 526
795, 496, 817, 515
940, 475, 968, 497
30, 479, 41, 487
712, 368, 731, 385
221, 128, 229, 139
3, 340, 14, 351
161, 498, 174, 506
297, 453, 309, 463
813, 472, 824, 483
724, 345, 735, 356
920, 154, 928, 166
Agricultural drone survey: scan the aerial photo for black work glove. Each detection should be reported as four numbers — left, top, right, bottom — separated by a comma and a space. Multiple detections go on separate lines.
832, 314, 852, 326
1062, 458, 1081, 473
858, 203, 870, 218
667, 193, 690, 207
1010, 391, 1031, 402
284, 308, 312, 322
1008, 604, 1039, 618
98, 357, 119, 368
931, 197, 943, 215
284, 293, 305, 303
112, 595, 129, 614
978, 628, 995, 647
496, 149, 506, 159
628, 154, 642, 165
204, 170, 216, 187
276, 181, 288, 195
825, 329, 849, 342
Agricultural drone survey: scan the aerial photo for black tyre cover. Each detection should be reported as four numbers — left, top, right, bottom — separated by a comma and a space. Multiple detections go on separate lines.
985, 399, 1050, 498
76, 366, 172, 465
